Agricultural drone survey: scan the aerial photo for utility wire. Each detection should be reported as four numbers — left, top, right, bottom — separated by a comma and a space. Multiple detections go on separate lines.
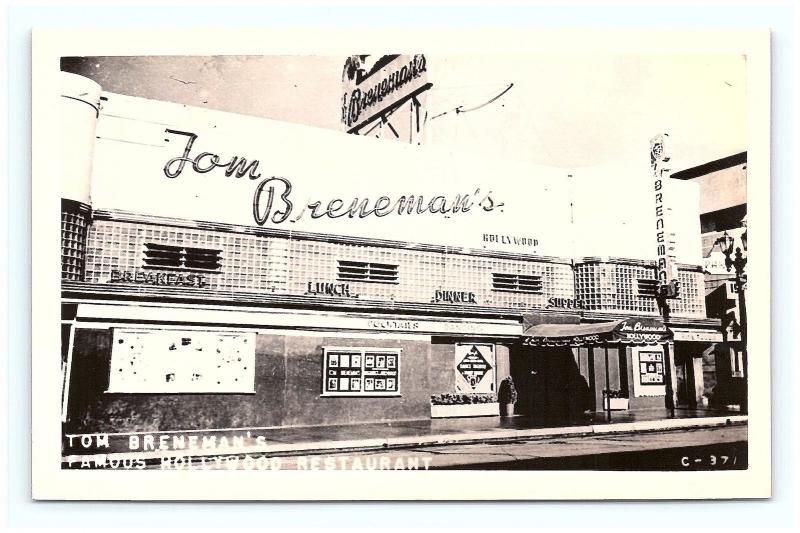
429, 83, 514, 121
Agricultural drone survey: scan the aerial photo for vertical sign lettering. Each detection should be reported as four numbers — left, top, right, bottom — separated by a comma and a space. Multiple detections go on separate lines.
650, 133, 678, 286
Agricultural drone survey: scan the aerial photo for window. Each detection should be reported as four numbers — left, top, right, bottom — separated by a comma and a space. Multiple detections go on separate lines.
491, 273, 543, 293
143, 243, 222, 272
108, 329, 256, 393
637, 278, 658, 298
322, 347, 400, 396
638, 351, 665, 385
337, 260, 398, 283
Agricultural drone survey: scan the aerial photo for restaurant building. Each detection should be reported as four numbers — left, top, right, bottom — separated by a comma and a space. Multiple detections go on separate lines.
59, 71, 721, 435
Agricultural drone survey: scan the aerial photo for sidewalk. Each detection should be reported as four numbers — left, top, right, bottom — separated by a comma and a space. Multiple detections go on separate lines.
63, 408, 746, 466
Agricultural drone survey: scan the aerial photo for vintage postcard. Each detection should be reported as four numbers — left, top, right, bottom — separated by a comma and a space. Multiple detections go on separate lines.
31, 27, 770, 500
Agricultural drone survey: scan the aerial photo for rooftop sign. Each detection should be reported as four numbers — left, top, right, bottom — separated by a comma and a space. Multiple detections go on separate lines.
341, 55, 431, 133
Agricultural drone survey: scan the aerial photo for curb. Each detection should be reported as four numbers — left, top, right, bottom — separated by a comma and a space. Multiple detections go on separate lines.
62, 415, 747, 466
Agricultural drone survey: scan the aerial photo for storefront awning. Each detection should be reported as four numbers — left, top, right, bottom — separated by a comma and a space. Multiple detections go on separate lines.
522, 317, 672, 347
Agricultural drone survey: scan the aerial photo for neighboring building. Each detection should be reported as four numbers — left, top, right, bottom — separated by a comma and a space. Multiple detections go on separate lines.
673, 152, 747, 409
59, 71, 722, 436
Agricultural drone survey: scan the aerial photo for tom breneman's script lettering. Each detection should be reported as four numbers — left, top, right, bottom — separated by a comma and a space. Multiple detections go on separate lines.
162, 129, 504, 226
342, 55, 427, 128
618, 321, 667, 342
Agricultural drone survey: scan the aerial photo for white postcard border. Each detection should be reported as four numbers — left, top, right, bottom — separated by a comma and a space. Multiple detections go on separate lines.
31, 26, 771, 501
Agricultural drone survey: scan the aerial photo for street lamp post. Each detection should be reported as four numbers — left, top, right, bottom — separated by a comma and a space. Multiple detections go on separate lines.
655, 286, 677, 419
718, 230, 748, 414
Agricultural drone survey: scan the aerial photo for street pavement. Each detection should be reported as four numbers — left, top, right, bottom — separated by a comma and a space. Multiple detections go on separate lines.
62, 409, 746, 470
267, 425, 747, 471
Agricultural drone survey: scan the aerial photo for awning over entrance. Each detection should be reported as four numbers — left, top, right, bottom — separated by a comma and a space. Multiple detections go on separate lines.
522, 317, 672, 347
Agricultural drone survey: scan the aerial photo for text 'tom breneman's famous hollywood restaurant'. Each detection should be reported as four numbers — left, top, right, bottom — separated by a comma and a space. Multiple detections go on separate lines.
58, 65, 725, 439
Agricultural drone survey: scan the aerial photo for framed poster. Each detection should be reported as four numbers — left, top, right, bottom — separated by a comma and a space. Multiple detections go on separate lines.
454, 343, 496, 394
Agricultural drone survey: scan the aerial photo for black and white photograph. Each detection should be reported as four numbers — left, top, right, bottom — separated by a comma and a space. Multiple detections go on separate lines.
30, 26, 772, 500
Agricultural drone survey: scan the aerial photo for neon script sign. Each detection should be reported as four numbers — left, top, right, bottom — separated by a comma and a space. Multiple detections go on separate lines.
162, 129, 504, 227
341, 55, 428, 129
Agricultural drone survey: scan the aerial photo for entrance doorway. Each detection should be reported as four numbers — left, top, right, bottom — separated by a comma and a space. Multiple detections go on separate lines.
510, 345, 592, 424
675, 363, 690, 408
673, 343, 701, 409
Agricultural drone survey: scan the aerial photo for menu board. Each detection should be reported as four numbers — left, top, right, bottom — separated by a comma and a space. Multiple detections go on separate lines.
638, 351, 665, 385
108, 329, 256, 393
324, 349, 400, 396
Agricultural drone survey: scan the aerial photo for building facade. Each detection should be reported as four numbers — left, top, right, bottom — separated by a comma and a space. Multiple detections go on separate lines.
59, 71, 722, 435
673, 153, 748, 409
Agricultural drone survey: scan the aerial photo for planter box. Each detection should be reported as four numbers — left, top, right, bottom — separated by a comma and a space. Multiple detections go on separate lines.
430, 402, 500, 418
604, 397, 630, 411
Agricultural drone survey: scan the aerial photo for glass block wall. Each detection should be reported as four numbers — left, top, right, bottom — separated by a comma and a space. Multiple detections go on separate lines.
671, 269, 705, 317
84, 220, 275, 292
80, 218, 706, 317
61, 200, 91, 281
286, 239, 574, 307
574, 259, 706, 318
83, 219, 575, 308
